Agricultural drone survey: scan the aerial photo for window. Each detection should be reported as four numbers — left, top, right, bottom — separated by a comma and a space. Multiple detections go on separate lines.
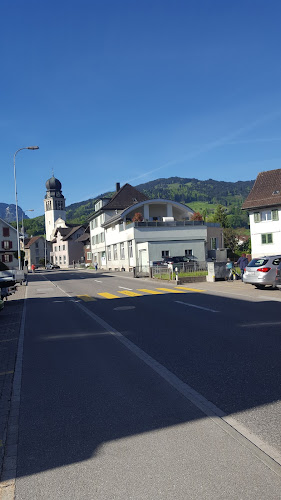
162, 250, 169, 257
87, 252, 92, 260
35, 242, 39, 248
272, 210, 279, 221
120, 242, 125, 260
101, 232, 105, 243
254, 212, 261, 223
261, 233, 273, 244
63, 255, 66, 264
113, 244, 118, 260
112, 225, 115, 231
2, 241, 11, 250
2, 254, 12, 263
185, 249, 192, 256
128, 240, 133, 258
92, 235, 95, 245
55, 246, 57, 252
107, 246, 112, 261
63, 245, 65, 251
261, 210, 271, 221
3, 227, 9, 237
210, 237, 217, 250
59, 255, 62, 263
58, 246, 61, 251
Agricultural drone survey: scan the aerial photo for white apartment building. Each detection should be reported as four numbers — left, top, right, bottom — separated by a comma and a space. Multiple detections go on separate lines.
89, 183, 224, 271
242, 168, 281, 257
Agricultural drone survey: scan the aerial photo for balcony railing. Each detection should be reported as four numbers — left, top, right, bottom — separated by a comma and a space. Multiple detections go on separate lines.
125, 221, 220, 228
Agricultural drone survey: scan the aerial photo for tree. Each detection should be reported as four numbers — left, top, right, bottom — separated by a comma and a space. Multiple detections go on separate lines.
190, 211, 203, 221
132, 212, 143, 222
223, 227, 238, 254
213, 204, 228, 228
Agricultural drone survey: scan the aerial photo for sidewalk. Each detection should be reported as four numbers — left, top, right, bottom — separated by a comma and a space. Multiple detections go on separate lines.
0, 285, 25, 480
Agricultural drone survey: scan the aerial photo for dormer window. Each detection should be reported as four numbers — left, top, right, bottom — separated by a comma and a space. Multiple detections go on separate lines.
272, 190, 280, 195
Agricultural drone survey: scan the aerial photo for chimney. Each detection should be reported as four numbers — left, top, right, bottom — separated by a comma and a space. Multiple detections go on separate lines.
116, 182, 120, 192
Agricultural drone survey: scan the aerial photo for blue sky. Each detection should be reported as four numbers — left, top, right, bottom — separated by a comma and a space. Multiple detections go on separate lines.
1, 0, 281, 217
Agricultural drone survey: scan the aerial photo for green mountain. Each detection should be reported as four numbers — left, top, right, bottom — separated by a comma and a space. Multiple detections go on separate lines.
19, 176, 254, 236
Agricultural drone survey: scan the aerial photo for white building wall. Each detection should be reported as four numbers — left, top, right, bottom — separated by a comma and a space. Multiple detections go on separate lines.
249, 209, 281, 257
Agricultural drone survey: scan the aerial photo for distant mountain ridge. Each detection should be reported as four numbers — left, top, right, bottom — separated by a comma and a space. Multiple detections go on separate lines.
6, 176, 255, 236
0, 203, 29, 223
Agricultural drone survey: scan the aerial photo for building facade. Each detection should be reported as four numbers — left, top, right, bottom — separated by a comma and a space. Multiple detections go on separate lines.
88, 183, 224, 271
242, 169, 281, 257
0, 218, 18, 269
22, 236, 51, 270
50, 226, 85, 268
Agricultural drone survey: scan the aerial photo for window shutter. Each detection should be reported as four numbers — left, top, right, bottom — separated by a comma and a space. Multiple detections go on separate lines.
9, 254, 13, 262
272, 210, 279, 221
2, 241, 4, 249
9, 241, 12, 249
1, 255, 5, 262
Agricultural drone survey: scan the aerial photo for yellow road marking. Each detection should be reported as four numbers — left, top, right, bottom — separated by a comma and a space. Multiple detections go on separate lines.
137, 289, 163, 295
156, 288, 185, 293
119, 291, 142, 297
98, 292, 120, 299
0, 371, 14, 376
77, 295, 96, 302
176, 287, 205, 292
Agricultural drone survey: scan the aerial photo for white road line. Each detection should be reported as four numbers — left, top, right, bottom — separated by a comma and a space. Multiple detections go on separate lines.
42, 275, 281, 476
175, 300, 219, 313
118, 286, 133, 291
95, 280, 102, 283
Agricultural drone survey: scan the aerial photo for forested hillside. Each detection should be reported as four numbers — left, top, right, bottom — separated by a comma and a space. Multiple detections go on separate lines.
8, 177, 254, 236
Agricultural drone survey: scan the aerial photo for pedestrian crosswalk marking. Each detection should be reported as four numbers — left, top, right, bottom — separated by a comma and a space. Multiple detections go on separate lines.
98, 292, 120, 299
119, 290, 142, 297
137, 289, 163, 295
156, 288, 184, 293
77, 295, 96, 302
176, 287, 205, 292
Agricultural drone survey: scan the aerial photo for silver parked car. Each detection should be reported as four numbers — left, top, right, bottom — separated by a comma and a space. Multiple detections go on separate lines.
275, 262, 281, 289
243, 255, 281, 289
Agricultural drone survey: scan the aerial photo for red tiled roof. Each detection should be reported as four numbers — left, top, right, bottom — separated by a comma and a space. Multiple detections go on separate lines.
24, 235, 42, 249
242, 169, 281, 210
102, 183, 148, 210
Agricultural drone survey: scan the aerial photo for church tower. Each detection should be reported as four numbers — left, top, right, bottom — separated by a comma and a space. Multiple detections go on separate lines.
44, 176, 66, 241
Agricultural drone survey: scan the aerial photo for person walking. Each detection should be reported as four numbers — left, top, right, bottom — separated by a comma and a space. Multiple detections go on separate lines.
236, 253, 248, 281
31, 264, 36, 273
226, 258, 233, 281
94, 261, 98, 271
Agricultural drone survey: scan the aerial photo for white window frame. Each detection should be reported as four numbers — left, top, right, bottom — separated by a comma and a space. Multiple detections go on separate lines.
107, 246, 112, 261
128, 240, 133, 258
113, 244, 118, 260
120, 242, 125, 260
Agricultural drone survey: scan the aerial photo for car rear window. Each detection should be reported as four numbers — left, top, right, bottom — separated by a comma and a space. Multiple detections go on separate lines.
248, 258, 268, 267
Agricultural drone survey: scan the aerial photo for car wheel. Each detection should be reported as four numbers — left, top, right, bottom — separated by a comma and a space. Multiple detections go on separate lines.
254, 284, 266, 289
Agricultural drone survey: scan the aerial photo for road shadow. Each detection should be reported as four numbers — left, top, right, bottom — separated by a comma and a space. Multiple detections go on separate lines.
13, 279, 281, 480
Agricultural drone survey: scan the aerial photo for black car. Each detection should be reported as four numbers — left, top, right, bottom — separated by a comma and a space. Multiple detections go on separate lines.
163, 256, 199, 270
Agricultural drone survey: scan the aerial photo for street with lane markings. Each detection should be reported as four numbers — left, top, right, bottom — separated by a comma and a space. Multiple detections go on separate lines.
5, 269, 281, 499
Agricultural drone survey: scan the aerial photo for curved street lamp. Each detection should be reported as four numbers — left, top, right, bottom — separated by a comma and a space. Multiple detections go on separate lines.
13, 147, 39, 270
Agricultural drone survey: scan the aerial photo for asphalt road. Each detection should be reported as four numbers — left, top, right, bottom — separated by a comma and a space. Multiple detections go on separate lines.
14, 270, 281, 499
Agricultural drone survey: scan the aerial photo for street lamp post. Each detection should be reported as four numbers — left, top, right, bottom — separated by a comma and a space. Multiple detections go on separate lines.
13, 146, 39, 271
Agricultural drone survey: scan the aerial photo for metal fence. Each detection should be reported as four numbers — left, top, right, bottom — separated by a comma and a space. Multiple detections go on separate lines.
151, 261, 207, 280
